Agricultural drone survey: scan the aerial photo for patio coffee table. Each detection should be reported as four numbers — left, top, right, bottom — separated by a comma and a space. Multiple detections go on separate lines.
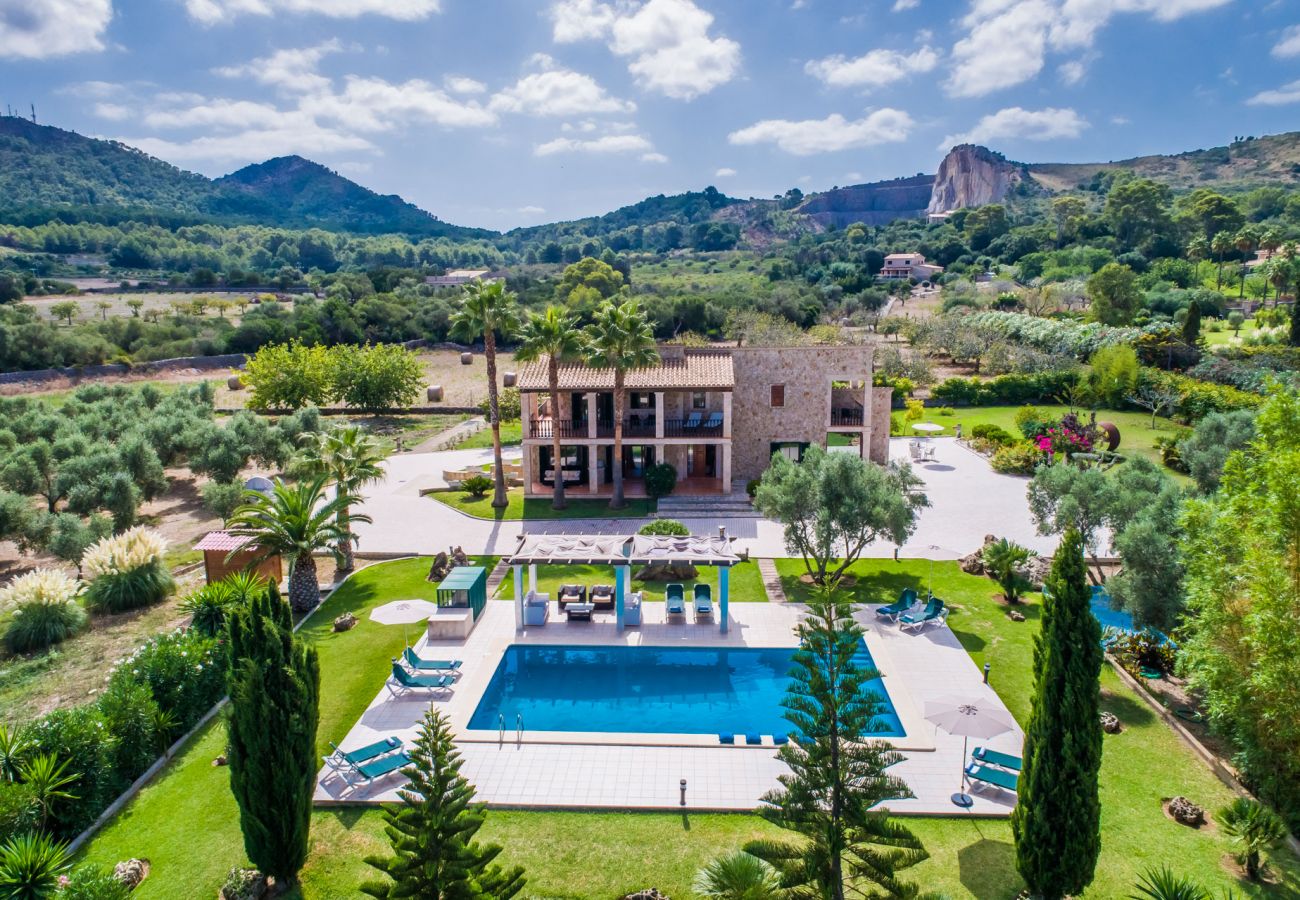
565, 602, 595, 621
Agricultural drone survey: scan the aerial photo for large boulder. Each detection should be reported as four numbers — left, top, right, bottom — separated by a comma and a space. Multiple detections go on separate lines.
1168, 796, 1205, 827
622, 891, 670, 900
113, 859, 150, 890
219, 868, 268, 900
959, 535, 999, 575
1022, 556, 1052, 588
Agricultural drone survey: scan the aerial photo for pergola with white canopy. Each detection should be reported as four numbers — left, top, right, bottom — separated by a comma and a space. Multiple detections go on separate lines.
506, 532, 743, 633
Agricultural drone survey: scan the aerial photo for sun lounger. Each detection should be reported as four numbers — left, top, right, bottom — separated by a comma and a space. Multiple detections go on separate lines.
682, 412, 702, 430
694, 583, 713, 620
403, 647, 462, 673
557, 584, 586, 610
972, 747, 1022, 772
388, 661, 453, 694
965, 762, 1019, 793
324, 736, 401, 776
666, 583, 686, 618
899, 597, 946, 631
701, 412, 723, 432
349, 751, 413, 785
589, 585, 615, 610
875, 588, 918, 621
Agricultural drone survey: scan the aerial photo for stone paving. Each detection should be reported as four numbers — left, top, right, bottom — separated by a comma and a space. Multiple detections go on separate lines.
315, 601, 1022, 815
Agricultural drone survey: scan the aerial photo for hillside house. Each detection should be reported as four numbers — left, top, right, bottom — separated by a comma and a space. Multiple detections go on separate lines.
879, 253, 944, 282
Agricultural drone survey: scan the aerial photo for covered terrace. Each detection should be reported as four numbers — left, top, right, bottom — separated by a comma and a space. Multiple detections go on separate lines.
507, 533, 743, 633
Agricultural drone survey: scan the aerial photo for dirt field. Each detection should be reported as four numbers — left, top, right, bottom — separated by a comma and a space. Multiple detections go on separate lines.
22, 292, 291, 325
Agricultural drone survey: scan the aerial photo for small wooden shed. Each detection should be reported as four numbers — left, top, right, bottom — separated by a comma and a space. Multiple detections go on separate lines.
195, 530, 282, 586
435, 566, 488, 621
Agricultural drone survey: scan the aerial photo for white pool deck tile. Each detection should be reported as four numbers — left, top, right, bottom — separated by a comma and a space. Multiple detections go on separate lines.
316, 601, 1022, 816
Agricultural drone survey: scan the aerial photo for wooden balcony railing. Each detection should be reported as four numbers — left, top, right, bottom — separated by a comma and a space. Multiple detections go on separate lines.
831, 410, 865, 427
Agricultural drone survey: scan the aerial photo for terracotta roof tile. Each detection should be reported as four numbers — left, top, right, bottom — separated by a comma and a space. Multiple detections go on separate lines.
195, 531, 253, 552
517, 350, 734, 391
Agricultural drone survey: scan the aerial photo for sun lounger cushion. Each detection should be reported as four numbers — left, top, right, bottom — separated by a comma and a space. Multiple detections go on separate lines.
336, 737, 400, 766
972, 747, 1022, 772
966, 762, 1019, 793
355, 752, 412, 782
391, 663, 452, 689
666, 595, 686, 615
403, 648, 462, 671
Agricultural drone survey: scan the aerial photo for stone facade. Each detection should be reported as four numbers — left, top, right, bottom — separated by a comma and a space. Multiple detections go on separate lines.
729, 345, 889, 485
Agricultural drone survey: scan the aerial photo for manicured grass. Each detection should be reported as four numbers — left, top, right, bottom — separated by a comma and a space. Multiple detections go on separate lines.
453, 419, 522, 449
777, 558, 1300, 898
427, 486, 655, 520
912, 404, 1183, 470
81, 555, 1300, 899
495, 559, 768, 603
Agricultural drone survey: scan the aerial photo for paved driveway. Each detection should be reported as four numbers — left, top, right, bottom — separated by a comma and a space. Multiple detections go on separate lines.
351, 439, 1058, 560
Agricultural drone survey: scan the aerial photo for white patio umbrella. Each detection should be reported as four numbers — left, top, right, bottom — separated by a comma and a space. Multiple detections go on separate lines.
924, 694, 1017, 808
370, 599, 439, 646
911, 422, 945, 434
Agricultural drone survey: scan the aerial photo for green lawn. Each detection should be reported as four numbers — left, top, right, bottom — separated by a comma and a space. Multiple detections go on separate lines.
453, 419, 522, 449
913, 404, 1183, 471
495, 559, 768, 603
1203, 319, 1259, 346
426, 486, 655, 520
79, 556, 1299, 899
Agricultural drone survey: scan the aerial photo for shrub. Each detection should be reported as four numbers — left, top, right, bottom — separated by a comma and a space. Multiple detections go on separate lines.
638, 519, 690, 536
1, 569, 86, 653
95, 679, 162, 784
970, 423, 1016, 445
991, 443, 1043, 476
180, 573, 265, 638
1014, 404, 1050, 440
108, 628, 225, 732
460, 475, 493, 499
1105, 629, 1176, 676
1215, 797, 1288, 881
82, 527, 175, 614
1084, 345, 1139, 407
932, 371, 1080, 407
25, 706, 115, 837
644, 462, 678, 499
745, 479, 760, 498
0, 782, 38, 845
0, 832, 71, 898
201, 480, 245, 522
59, 865, 132, 900
480, 386, 521, 422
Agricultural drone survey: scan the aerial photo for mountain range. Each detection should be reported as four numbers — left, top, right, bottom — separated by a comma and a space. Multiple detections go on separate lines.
2, 115, 1298, 240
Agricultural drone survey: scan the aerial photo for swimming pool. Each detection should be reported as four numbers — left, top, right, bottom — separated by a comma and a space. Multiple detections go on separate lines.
467, 643, 905, 738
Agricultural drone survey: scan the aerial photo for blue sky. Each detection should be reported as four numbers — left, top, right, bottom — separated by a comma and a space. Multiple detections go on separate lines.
2, 0, 1300, 231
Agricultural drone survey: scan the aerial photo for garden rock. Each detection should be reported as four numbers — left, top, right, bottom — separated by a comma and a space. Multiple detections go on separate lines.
1100, 712, 1122, 734
212, 754, 227, 766
1168, 796, 1205, 827
220, 868, 268, 900
621, 890, 670, 900
332, 612, 357, 632
427, 551, 451, 582
113, 859, 149, 889
1021, 556, 1052, 588
1007, 609, 1026, 622
958, 535, 999, 576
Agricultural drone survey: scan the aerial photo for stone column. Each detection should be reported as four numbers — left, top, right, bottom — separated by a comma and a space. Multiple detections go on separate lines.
722, 391, 733, 439
655, 391, 664, 439
588, 447, 600, 494
586, 392, 598, 439
721, 443, 732, 494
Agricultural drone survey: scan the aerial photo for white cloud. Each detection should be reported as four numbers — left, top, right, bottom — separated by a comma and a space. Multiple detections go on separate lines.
549, 0, 741, 100
122, 122, 376, 164
1058, 59, 1086, 84
535, 133, 655, 156
93, 102, 132, 121
144, 98, 285, 130
1273, 24, 1300, 59
185, 0, 439, 24
518, 205, 547, 215
805, 45, 939, 89
640, 151, 669, 162
892, 0, 920, 9
945, 0, 1231, 97
216, 40, 342, 94
1247, 80, 1300, 106
489, 67, 634, 116
714, 167, 737, 177
727, 108, 913, 155
445, 76, 487, 95
308, 77, 497, 130
0, 0, 111, 59
942, 106, 1087, 147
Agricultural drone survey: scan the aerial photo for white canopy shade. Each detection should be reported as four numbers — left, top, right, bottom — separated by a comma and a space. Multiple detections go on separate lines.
912, 422, 945, 433
627, 534, 741, 567
507, 534, 630, 566
369, 599, 439, 625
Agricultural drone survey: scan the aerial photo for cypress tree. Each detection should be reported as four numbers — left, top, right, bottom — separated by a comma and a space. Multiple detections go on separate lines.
226, 584, 320, 886
1011, 526, 1104, 899
1182, 301, 1202, 344
361, 708, 526, 899
745, 590, 928, 900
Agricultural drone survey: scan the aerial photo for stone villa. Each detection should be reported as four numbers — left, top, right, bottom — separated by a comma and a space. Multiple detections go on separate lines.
515, 345, 892, 498
879, 252, 944, 283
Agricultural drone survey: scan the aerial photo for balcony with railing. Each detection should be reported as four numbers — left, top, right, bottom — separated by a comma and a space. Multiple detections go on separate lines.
528, 418, 588, 440
830, 409, 865, 427
528, 413, 728, 440
663, 416, 725, 438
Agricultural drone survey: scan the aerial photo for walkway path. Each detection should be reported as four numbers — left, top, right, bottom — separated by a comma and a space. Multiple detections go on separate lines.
757, 558, 788, 603
410, 416, 486, 453
485, 557, 512, 596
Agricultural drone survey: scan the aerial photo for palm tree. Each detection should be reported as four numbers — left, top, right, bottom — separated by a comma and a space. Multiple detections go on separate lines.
450, 280, 521, 510
226, 476, 370, 613
1215, 797, 1287, 881
514, 306, 583, 510
296, 425, 385, 572
693, 850, 782, 900
1210, 232, 1234, 290
583, 299, 658, 509
1234, 226, 1259, 300
981, 538, 1033, 603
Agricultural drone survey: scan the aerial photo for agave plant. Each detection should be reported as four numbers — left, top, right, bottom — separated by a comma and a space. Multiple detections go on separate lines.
1130, 866, 1210, 900
17, 753, 79, 830
1216, 797, 1288, 881
0, 833, 71, 899
179, 571, 267, 637
0, 723, 30, 782
693, 850, 783, 900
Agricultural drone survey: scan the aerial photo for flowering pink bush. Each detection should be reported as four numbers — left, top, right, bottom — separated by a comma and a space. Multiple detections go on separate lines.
1036, 413, 1099, 456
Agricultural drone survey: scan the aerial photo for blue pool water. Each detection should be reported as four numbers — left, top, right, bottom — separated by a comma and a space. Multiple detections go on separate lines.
468, 643, 905, 738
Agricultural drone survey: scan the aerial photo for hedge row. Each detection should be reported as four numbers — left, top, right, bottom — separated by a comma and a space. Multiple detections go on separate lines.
931, 371, 1080, 406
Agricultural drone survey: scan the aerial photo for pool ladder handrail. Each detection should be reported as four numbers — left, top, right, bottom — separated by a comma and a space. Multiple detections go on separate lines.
516, 713, 523, 747
498, 713, 505, 746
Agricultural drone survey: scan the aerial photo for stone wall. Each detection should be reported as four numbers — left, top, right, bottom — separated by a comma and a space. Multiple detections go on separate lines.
870, 386, 893, 463
729, 345, 880, 483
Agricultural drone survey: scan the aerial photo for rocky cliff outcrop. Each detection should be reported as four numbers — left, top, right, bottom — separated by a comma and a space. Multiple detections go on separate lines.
794, 174, 934, 227
927, 144, 1021, 214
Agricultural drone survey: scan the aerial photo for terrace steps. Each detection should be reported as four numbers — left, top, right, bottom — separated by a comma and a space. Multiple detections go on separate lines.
655, 493, 762, 519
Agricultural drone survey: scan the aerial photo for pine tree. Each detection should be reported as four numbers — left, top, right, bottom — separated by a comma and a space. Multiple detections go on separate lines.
745, 590, 929, 900
362, 708, 526, 900
1012, 527, 1104, 899
226, 584, 320, 886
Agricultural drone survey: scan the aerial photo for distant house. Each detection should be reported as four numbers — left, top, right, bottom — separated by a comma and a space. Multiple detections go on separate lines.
879, 253, 944, 282
423, 269, 501, 287
926, 211, 954, 225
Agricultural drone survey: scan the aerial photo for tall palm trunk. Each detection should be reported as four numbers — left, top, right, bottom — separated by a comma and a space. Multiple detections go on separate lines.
1216, 253, 1223, 290
484, 330, 508, 509
610, 370, 626, 509
335, 487, 355, 572
289, 551, 320, 613
548, 358, 566, 510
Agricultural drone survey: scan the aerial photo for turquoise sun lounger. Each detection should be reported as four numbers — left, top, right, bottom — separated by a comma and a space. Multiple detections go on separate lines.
694, 583, 713, 619
972, 747, 1022, 772
876, 588, 918, 621
966, 762, 1019, 793
389, 661, 453, 694
666, 583, 686, 618
403, 647, 463, 673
